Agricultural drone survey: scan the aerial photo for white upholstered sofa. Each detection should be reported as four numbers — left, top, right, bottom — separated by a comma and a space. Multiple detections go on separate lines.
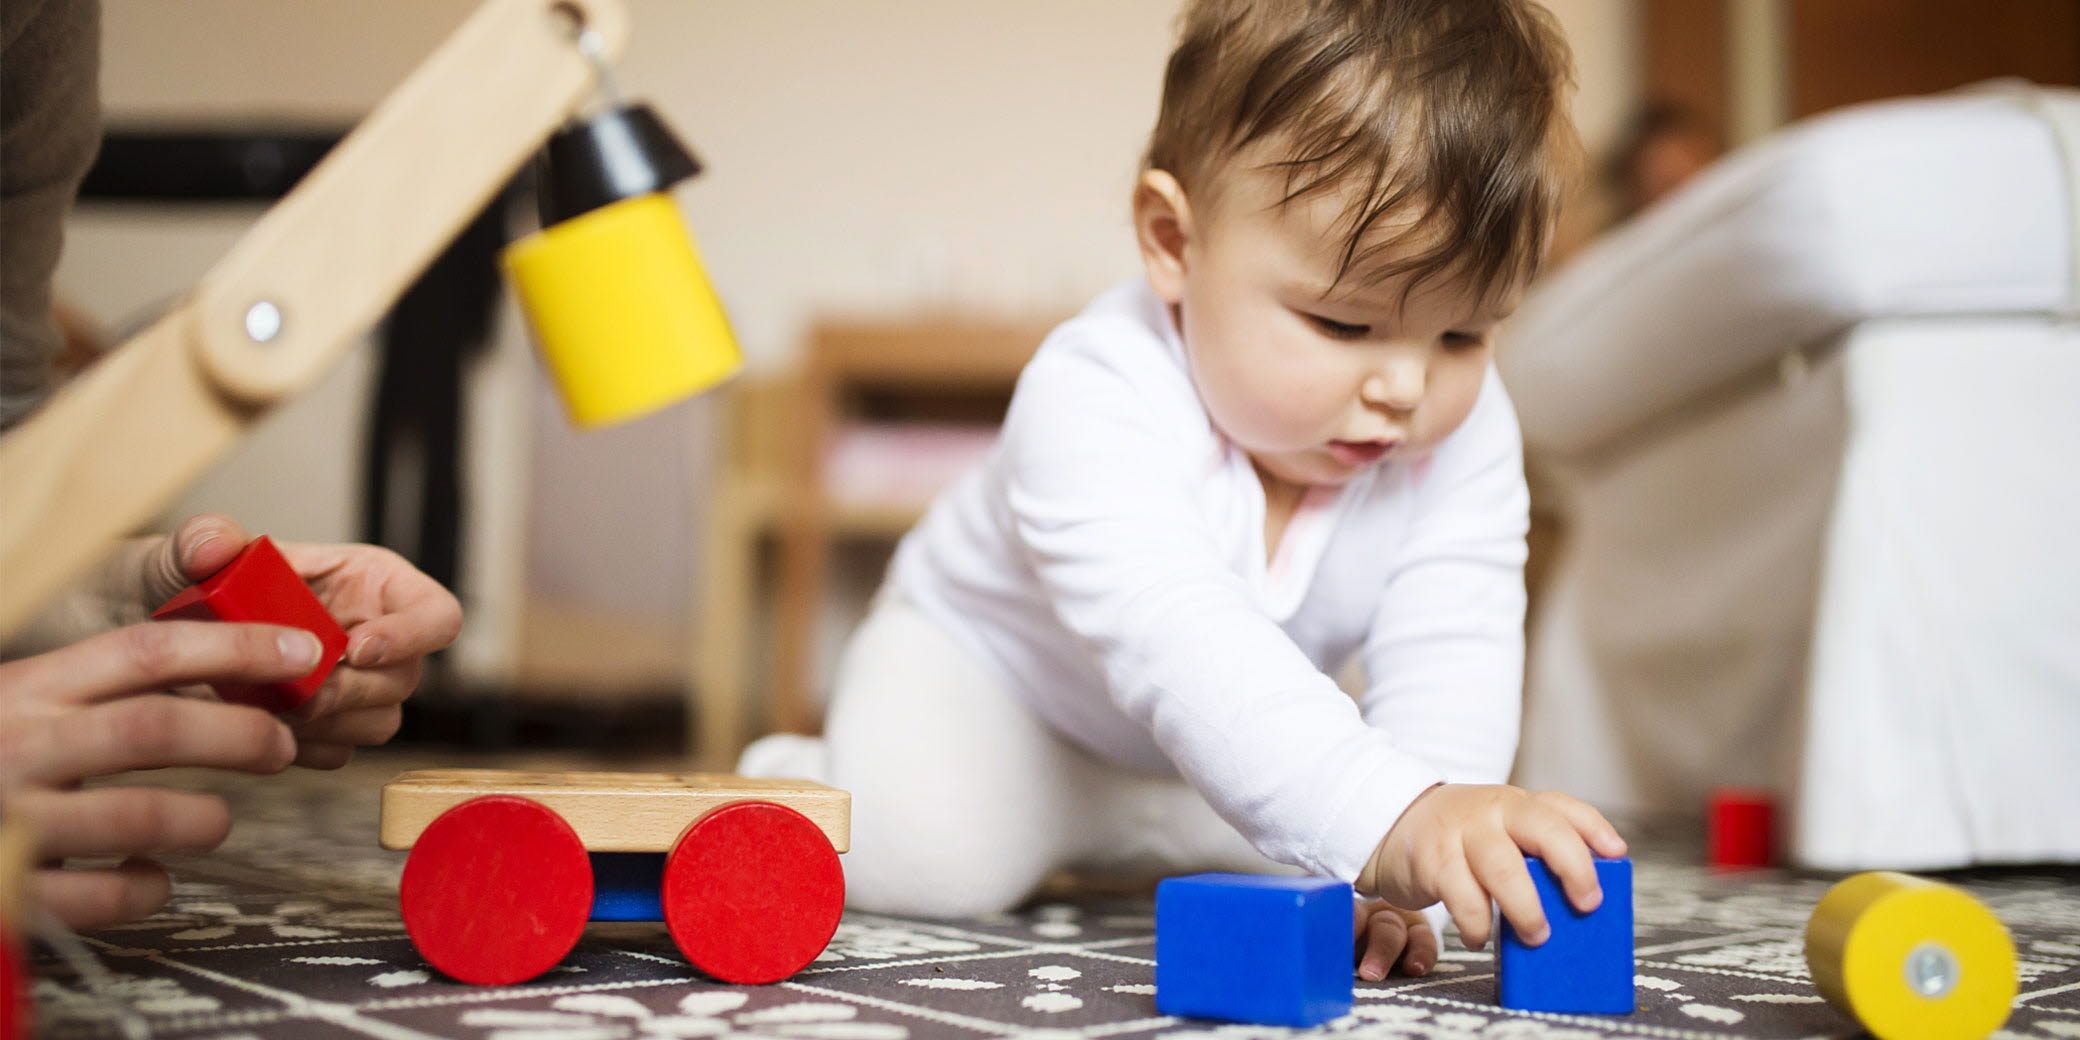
1501, 86, 2080, 870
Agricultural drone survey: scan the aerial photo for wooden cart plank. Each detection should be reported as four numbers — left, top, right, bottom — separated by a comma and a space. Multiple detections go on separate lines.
380, 770, 850, 853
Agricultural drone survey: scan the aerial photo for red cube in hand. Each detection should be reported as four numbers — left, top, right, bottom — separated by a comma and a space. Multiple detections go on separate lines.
152, 536, 347, 713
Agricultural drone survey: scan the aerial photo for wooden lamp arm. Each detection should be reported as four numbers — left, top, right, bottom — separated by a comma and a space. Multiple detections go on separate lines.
0, 0, 628, 639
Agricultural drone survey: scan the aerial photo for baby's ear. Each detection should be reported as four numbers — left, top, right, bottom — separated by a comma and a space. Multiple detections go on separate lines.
1132, 169, 1193, 304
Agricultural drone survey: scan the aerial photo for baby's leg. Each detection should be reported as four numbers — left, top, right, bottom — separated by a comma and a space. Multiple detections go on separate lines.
1069, 762, 1292, 880
751, 595, 1088, 918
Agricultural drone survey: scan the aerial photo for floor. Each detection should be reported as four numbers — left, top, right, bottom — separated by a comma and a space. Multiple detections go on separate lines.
24, 750, 2080, 1039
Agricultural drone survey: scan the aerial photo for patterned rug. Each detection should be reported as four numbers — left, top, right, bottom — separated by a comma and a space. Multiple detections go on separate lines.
25, 751, 2080, 1039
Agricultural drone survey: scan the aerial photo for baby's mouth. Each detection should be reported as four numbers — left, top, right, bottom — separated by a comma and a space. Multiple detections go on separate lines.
1327, 439, 1397, 467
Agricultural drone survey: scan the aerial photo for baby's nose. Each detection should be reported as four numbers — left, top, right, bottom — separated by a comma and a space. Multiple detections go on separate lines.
1363, 360, 1425, 412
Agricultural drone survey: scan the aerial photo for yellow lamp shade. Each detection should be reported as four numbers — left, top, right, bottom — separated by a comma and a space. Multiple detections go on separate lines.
504, 191, 741, 427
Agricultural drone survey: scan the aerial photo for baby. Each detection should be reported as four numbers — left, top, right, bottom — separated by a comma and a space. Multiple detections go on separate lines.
743, 0, 1626, 979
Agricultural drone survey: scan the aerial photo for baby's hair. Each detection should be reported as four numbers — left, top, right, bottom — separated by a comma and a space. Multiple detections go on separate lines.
1146, 0, 1579, 306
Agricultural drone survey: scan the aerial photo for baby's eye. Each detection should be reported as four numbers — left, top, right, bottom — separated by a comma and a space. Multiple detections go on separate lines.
1305, 313, 1371, 340
1442, 330, 1487, 350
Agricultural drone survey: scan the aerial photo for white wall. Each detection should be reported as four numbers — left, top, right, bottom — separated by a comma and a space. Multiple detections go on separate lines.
71, 1, 1641, 645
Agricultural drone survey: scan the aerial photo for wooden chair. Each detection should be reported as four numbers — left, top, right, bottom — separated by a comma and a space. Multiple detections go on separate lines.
690, 316, 1052, 770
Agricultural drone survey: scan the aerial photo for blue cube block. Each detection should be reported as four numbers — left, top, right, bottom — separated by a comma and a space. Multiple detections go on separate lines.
1155, 873, 1353, 1027
1497, 856, 1634, 1014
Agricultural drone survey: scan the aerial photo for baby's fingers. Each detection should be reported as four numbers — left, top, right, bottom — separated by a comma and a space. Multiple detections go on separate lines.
1543, 791, 1627, 859
1399, 910, 1439, 977
1436, 850, 1494, 951
1354, 906, 1408, 982
1511, 797, 1604, 914
1470, 831, 1549, 947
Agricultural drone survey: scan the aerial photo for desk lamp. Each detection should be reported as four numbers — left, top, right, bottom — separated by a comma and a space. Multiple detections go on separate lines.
507, 27, 740, 427
0, 0, 736, 637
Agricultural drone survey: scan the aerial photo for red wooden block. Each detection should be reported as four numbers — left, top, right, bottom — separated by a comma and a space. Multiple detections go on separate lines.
663, 800, 844, 985
400, 796, 593, 986
0, 930, 25, 1040
1707, 786, 1776, 869
152, 535, 347, 714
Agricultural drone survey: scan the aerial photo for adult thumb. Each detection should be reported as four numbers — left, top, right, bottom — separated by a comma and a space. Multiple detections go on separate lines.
142, 514, 254, 604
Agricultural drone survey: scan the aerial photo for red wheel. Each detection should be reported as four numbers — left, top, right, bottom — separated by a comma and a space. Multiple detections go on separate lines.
663, 800, 843, 984
400, 796, 592, 985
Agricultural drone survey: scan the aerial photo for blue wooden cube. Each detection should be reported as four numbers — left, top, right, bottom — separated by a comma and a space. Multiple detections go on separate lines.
1155, 873, 1353, 1027
1497, 856, 1634, 1014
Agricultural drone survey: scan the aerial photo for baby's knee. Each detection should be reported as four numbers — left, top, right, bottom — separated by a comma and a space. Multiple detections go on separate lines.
837, 782, 1058, 918
842, 834, 1044, 919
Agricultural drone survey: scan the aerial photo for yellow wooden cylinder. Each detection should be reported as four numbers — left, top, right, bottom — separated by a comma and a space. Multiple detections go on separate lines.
1804, 871, 2016, 1040
504, 192, 741, 427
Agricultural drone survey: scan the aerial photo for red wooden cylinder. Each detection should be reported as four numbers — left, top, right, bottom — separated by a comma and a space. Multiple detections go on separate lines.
663, 800, 844, 984
400, 796, 593, 985
1707, 786, 1776, 869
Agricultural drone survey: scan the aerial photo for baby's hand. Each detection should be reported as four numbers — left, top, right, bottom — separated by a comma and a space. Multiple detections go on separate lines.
1353, 899, 1436, 980
1363, 784, 1626, 951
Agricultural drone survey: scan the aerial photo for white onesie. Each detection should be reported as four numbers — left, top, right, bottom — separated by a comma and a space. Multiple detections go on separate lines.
744, 278, 1528, 916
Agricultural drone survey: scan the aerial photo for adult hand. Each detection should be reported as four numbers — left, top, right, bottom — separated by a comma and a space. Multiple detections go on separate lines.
128, 514, 463, 769
0, 620, 311, 928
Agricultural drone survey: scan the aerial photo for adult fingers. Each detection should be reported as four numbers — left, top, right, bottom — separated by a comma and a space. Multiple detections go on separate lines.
342, 579, 461, 669
10, 788, 232, 859
1510, 798, 1605, 914
292, 705, 401, 747
16, 620, 320, 707
155, 514, 255, 600
292, 743, 356, 770
281, 540, 462, 666
26, 696, 294, 785
294, 661, 419, 722
36, 858, 173, 931
1536, 790, 1629, 859
341, 590, 459, 669
1468, 830, 1549, 947
1355, 907, 1409, 982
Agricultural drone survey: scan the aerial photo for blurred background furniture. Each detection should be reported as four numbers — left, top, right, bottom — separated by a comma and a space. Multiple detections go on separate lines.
59, 3, 2078, 778
693, 317, 1050, 769
1502, 87, 2080, 870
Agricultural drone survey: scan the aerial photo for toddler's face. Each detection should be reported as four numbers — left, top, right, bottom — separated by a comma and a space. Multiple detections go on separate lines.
1150, 167, 1516, 492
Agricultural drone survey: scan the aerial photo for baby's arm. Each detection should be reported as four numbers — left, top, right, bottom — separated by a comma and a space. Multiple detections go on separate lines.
1357, 368, 1528, 789
1355, 370, 1625, 949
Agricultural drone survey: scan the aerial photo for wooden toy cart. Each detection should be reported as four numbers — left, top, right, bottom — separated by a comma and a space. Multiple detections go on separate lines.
380, 770, 849, 986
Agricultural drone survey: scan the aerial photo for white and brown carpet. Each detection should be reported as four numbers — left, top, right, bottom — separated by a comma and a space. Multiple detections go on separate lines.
25, 752, 2080, 1039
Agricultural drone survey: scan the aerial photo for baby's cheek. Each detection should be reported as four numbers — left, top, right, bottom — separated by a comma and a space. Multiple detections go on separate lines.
1210, 375, 1319, 448
1415, 363, 1488, 445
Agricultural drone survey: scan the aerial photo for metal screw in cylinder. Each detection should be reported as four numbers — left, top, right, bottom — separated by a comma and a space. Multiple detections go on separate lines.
243, 300, 284, 344
1904, 942, 1960, 999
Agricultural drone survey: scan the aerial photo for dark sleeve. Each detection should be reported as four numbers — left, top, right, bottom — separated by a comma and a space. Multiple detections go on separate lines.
1, 0, 101, 430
